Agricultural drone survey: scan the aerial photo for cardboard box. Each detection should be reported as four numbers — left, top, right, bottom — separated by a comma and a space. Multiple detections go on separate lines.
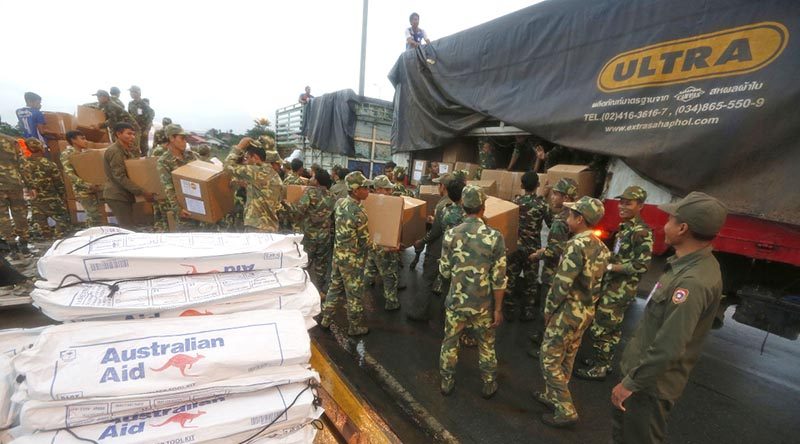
171, 160, 234, 223
467, 180, 497, 198
537, 173, 551, 198
76, 105, 106, 128
483, 197, 519, 253
125, 157, 165, 199
417, 185, 441, 218
442, 141, 477, 163
438, 162, 455, 175
411, 160, 429, 185
286, 184, 310, 203
77, 126, 110, 143
48, 139, 68, 163
42, 112, 76, 137
455, 162, 480, 180
86, 141, 110, 149
401, 196, 427, 246
480, 169, 525, 201
70, 148, 108, 186
546, 164, 596, 198
364, 194, 404, 248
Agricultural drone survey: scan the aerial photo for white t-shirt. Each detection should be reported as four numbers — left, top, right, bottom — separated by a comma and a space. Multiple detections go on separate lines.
405, 27, 428, 49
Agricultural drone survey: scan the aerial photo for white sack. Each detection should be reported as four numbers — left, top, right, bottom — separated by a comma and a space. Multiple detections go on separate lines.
37, 230, 307, 282
0, 328, 46, 358
14, 310, 310, 401
0, 327, 47, 429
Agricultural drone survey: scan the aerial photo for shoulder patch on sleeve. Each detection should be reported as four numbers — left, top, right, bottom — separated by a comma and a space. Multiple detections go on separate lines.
672, 288, 689, 304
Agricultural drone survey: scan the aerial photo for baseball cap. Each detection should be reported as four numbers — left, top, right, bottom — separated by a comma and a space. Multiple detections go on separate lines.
164, 124, 187, 138
345, 171, 373, 190
564, 196, 605, 226
129, 85, 141, 92
616, 185, 647, 202
658, 191, 728, 236
259, 135, 276, 151
462, 184, 487, 208
92, 89, 110, 97
372, 175, 393, 189
552, 178, 578, 199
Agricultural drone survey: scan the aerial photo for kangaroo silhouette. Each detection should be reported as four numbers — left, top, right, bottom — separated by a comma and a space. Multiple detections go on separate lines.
180, 264, 220, 274
179, 309, 213, 317
150, 354, 205, 376
152, 411, 206, 428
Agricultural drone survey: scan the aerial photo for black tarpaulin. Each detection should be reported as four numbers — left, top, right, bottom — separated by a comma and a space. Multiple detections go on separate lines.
388, 0, 800, 224
301, 89, 359, 156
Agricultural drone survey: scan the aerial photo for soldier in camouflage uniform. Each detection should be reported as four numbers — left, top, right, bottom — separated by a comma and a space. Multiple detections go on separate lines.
128, 85, 155, 157
439, 185, 507, 398
329, 167, 350, 202
284, 159, 309, 185
0, 135, 31, 256
576, 186, 653, 381
225, 138, 284, 232
157, 125, 200, 232
535, 196, 610, 428
109, 87, 125, 108
22, 139, 69, 239
505, 171, 549, 321
365, 175, 402, 310
92, 90, 141, 146
286, 169, 335, 294
319, 171, 373, 336
391, 167, 414, 197
478, 138, 497, 178
62, 130, 104, 227
151, 117, 172, 154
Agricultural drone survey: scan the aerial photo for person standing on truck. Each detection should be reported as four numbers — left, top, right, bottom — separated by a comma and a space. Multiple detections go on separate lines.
478, 138, 497, 176
109, 87, 125, 108
504, 172, 548, 322
319, 171, 373, 336
405, 12, 431, 50
365, 175, 402, 311
507, 135, 534, 172
15, 92, 47, 144
439, 184, 507, 399
92, 90, 141, 147
128, 85, 155, 157
102, 123, 155, 229
576, 186, 653, 381
611, 192, 727, 444
535, 196, 610, 428
298, 86, 313, 105
62, 130, 104, 227
224, 138, 284, 233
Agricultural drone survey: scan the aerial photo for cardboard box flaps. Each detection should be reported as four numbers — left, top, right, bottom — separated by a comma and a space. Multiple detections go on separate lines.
546, 164, 596, 198
70, 148, 108, 185
483, 197, 519, 253
171, 161, 234, 223
76, 105, 106, 128
126, 157, 165, 200
417, 185, 440, 218
286, 185, 310, 204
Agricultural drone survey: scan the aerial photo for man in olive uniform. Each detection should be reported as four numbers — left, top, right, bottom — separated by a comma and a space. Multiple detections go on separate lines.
535, 196, 610, 428
93, 90, 141, 146
128, 85, 155, 157
102, 123, 155, 229
478, 138, 497, 177
420, 161, 440, 185
109, 87, 125, 108
505, 171, 549, 321
151, 117, 172, 153
286, 169, 335, 294
284, 159, 309, 185
22, 139, 69, 239
439, 185, 507, 398
62, 130, 104, 227
157, 125, 199, 232
329, 167, 350, 202
224, 138, 284, 233
0, 136, 31, 257
366, 175, 402, 310
319, 171, 373, 336
577, 186, 653, 381
611, 192, 727, 444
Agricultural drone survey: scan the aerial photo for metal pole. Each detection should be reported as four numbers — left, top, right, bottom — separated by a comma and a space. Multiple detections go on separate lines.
358, 0, 368, 96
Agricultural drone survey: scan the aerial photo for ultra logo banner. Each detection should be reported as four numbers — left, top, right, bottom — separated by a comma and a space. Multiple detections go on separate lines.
597, 22, 788, 92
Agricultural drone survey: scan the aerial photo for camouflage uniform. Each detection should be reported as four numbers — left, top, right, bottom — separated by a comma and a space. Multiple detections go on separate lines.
329, 179, 349, 202
478, 141, 497, 177
61, 145, 103, 227
580, 187, 653, 378
224, 148, 284, 232
129, 94, 155, 156
539, 197, 610, 424
287, 186, 335, 293
22, 142, 69, 238
505, 192, 549, 319
99, 100, 140, 144
283, 172, 309, 185
149, 144, 166, 159
157, 142, 200, 232
149, 145, 170, 232
152, 131, 168, 151
321, 172, 373, 335
0, 136, 30, 247
439, 185, 507, 389
434, 201, 466, 294
541, 178, 579, 289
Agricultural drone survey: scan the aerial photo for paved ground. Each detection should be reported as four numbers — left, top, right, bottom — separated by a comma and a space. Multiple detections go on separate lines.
3, 248, 800, 443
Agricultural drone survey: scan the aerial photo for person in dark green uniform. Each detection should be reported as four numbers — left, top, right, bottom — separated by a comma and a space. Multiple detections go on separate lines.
611, 191, 728, 444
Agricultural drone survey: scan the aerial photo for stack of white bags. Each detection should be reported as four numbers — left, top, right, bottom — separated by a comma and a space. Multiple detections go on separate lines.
1, 228, 324, 443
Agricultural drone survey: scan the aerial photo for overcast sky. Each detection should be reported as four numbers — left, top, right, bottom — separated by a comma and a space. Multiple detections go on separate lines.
1, 0, 537, 133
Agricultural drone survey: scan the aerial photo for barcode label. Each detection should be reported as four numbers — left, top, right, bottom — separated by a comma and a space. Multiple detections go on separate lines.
88, 259, 130, 272
250, 411, 285, 426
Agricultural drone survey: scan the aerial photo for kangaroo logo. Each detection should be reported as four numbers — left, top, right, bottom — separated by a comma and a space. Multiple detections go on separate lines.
180, 264, 220, 275
179, 309, 213, 317
152, 411, 206, 428
150, 354, 205, 376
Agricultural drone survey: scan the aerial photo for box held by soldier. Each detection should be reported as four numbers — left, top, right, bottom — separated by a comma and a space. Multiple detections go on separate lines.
42, 112, 76, 137
546, 164, 596, 198
455, 161, 480, 179
47, 139, 68, 161
480, 169, 525, 201
171, 160, 234, 223
125, 157, 166, 201
401, 196, 427, 246
365, 194, 404, 248
75, 105, 105, 128
417, 185, 440, 218
69, 147, 108, 185
286, 184, 310, 204
483, 196, 519, 253
467, 180, 497, 198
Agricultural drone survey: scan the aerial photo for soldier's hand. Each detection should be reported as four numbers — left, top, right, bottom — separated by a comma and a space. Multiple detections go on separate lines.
611, 382, 633, 411
236, 137, 253, 150
535, 145, 546, 160
491, 308, 504, 328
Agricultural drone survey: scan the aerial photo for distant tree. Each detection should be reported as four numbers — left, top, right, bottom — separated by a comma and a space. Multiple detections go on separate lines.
0, 119, 22, 138
245, 118, 276, 140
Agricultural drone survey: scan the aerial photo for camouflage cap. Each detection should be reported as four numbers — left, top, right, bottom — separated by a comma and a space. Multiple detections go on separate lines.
345, 171, 373, 190
110, 86, 121, 95
164, 124, 187, 138
552, 178, 578, 199
92, 89, 109, 97
264, 150, 282, 163
658, 191, 728, 236
453, 169, 469, 181
461, 184, 487, 208
564, 196, 605, 226
258, 135, 276, 151
128, 85, 141, 92
372, 175, 393, 189
25, 138, 44, 152
197, 144, 211, 156
616, 185, 647, 202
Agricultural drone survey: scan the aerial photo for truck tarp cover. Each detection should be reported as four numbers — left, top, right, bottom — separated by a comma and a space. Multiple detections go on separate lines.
301, 89, 358, 156
388, 0, 800, 224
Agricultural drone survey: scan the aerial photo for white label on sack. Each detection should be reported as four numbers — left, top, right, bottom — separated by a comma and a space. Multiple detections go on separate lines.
185, 197, 206, 215
180, 179, 202, 198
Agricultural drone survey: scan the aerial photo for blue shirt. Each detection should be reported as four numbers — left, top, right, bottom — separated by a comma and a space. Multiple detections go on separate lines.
16, 107, 45, 141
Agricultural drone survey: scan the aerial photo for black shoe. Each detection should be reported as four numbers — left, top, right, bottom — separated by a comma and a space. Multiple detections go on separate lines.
574, 366, 609, 381
482, 381, 498, 399
541, 413, 578, 428
441, 377, 455, 396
